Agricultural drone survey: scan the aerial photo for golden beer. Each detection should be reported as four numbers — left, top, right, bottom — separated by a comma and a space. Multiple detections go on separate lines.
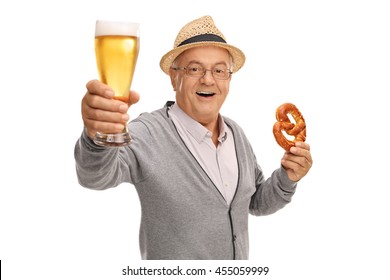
93, 20, 140, 147
95, 35, 139, 103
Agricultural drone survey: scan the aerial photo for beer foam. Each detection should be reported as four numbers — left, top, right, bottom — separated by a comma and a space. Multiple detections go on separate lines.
95, 20, 139, 36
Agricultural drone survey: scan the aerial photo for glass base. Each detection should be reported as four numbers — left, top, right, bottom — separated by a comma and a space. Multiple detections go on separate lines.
93, 131, 132, 147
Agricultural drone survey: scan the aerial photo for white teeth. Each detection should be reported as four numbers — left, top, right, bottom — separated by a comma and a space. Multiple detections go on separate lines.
197, 91, 214, 95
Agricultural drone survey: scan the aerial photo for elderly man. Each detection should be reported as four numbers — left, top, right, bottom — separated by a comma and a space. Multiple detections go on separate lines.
75, 15, 313, 260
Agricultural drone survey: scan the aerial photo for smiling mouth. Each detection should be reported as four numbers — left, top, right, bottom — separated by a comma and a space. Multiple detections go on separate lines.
196, 91, 215, 97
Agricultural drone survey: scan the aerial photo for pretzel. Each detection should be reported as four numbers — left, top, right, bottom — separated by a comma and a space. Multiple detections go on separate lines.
273, 103, 306, 151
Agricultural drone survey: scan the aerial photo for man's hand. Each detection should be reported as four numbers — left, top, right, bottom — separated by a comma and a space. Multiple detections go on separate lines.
81, 80, 140, 139
281, 142, 313, 182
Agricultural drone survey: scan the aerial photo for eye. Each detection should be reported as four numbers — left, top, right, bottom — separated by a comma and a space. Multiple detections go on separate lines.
187, 66, 203, 73
213, 68, 226, 74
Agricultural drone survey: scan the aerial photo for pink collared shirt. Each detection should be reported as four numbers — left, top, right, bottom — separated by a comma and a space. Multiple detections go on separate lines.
168, 103, 238, 205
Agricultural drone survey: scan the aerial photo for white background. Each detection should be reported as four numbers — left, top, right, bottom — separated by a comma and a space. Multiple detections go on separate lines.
1, 0, 389, 279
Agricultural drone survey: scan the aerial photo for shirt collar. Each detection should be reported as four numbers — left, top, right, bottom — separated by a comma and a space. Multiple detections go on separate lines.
169, 103, 228, 144
217, 116, 228, 143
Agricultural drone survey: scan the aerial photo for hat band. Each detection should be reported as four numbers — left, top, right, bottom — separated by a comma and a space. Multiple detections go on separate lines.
177, 34, 226, 47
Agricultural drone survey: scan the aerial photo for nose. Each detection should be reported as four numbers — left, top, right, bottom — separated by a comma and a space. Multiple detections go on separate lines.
200, 69, 215, 85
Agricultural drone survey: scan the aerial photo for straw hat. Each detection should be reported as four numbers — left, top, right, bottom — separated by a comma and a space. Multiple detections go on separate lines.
160, 15, 246, 74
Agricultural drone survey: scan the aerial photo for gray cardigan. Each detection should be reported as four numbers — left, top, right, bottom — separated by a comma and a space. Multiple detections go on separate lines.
74, 102, 297, 260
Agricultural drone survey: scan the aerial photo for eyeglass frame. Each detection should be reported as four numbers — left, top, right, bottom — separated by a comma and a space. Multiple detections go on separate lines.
171, 64, 233, 80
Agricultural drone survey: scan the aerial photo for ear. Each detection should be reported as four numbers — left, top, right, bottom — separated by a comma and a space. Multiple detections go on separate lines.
169, 68, 177, 91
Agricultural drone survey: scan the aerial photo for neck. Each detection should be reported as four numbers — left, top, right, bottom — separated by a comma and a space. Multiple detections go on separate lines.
200, 118, 220, 147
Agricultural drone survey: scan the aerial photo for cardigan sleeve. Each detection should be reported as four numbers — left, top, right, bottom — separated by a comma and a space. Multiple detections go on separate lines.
74, 110, 166, 191
249, 165, 297, 216
74, 128, 133, 190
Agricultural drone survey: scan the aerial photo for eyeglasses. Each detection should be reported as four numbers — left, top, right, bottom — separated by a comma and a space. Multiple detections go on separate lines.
171, 64, 232, 80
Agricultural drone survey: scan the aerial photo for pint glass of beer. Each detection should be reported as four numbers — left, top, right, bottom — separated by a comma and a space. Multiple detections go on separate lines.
93, 20, 140, 147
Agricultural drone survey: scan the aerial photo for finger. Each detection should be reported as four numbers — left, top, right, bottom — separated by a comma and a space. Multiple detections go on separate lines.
129, 90, 140, 106
294, 141, 310, 151
282, 143, 313, 182
283, 151, 312, 169
281, 157, 308, 182
290, 144, 313, 165
282, 154, 300, 169
281, 158, 299, 173
281, 160, 301, 182
84, 93, 129, 113
86, 79, 114, 99
83, 105, 129, 123
84, 118, 126, 136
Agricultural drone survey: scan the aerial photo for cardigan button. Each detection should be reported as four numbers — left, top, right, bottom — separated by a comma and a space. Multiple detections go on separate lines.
233, 235, 237, 241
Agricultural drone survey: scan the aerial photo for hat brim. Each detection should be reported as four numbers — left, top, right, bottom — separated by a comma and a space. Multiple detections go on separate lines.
159, 41, 246, 75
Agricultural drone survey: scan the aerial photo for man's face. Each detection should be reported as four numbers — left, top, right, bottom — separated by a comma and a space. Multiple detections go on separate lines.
169, 46, 232, 126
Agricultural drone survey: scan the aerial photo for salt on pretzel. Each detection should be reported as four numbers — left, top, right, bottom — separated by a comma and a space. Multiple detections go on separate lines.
273, 103, 306, 151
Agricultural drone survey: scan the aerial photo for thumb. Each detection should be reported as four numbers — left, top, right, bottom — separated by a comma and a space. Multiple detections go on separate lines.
129, 90, 140, 106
